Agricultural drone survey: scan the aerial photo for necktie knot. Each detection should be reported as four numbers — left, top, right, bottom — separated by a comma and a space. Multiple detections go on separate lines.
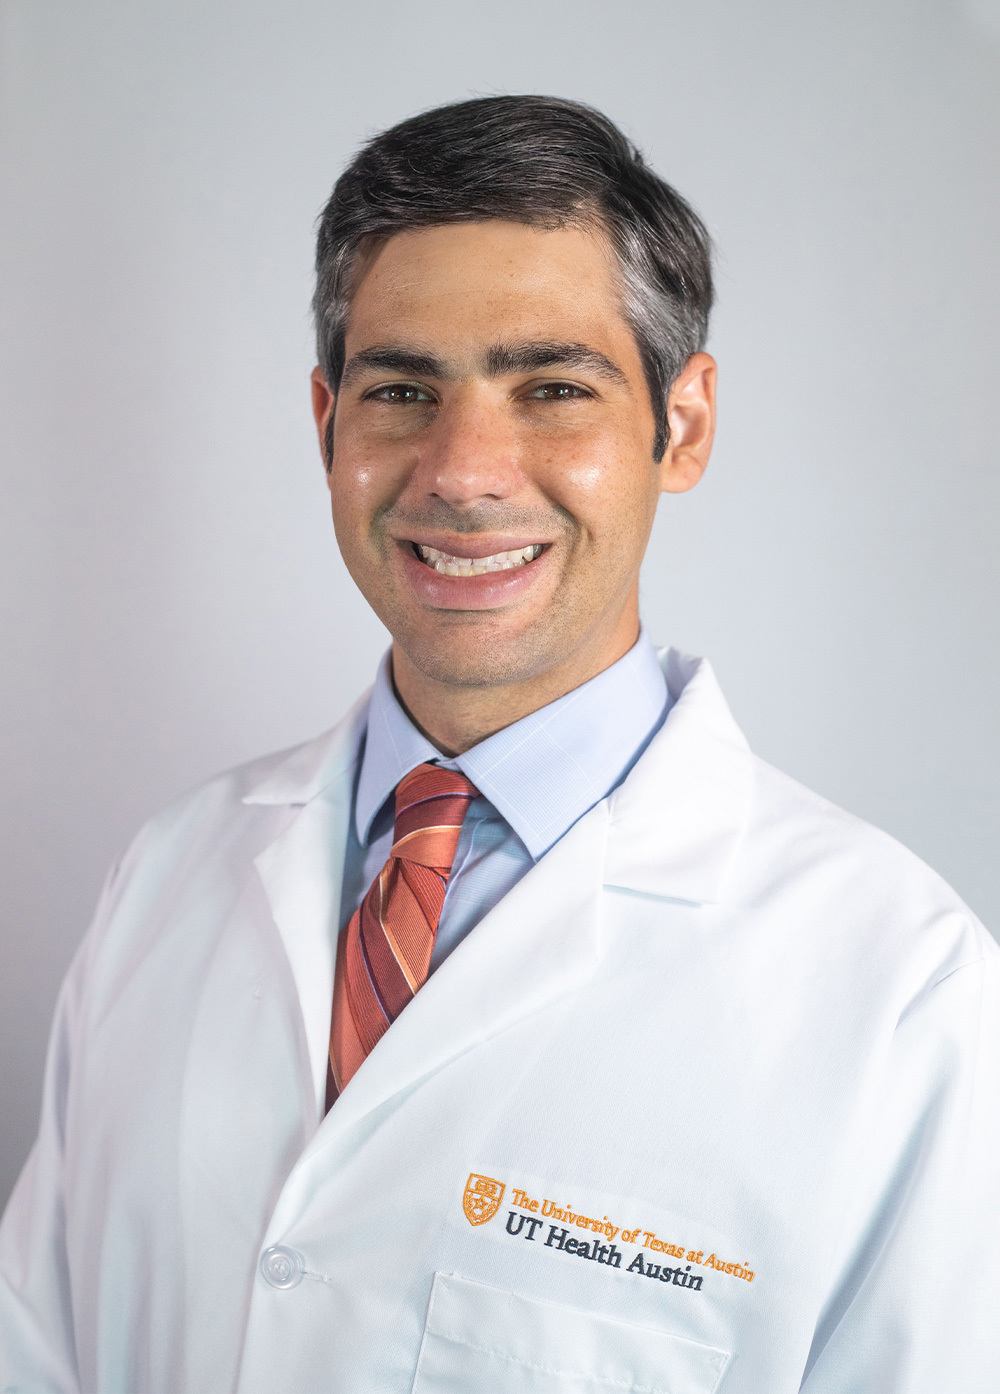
391, 762, 479, 868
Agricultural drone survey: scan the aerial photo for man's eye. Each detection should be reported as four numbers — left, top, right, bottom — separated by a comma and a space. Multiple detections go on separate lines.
367, 383, 433, 404
527, 382, 590, 401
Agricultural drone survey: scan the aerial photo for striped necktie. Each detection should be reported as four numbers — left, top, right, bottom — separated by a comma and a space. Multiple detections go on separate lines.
328, 762, 479, 1102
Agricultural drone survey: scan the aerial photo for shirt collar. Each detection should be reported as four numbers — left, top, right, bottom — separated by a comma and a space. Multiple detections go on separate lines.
355, 630, 669, 860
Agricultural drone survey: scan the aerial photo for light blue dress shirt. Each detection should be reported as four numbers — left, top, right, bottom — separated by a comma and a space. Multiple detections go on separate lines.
339, 630, 670, 972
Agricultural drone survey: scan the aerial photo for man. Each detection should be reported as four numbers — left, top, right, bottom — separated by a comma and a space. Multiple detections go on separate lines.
1, 95, 997, 1393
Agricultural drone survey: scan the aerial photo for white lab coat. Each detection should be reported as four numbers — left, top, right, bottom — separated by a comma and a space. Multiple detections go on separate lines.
2, 650, 998, 1394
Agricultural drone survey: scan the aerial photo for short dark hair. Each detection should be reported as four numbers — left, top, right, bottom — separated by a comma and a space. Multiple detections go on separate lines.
314, 95, 713, 460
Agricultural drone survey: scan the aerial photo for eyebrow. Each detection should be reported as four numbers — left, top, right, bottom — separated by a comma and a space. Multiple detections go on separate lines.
485, 340, 628, 385
339, 347, 446, 388
339, 340, 629, 389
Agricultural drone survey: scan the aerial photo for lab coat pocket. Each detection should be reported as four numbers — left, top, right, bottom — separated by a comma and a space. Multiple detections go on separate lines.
411, 1272, 731, 1393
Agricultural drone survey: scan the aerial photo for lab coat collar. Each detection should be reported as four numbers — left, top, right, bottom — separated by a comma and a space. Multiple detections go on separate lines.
240, 646, 753, 906
602, 648, 752, 905
240, 689, 370, 807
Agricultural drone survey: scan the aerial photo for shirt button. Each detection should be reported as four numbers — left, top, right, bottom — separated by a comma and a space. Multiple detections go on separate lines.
260, 1245, 304, 1289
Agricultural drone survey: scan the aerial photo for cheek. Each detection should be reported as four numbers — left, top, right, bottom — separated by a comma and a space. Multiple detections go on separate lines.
558, 459, 605, 495
328, 442, 394, 537
340, 460, 380, 499
542, 442, 655, 543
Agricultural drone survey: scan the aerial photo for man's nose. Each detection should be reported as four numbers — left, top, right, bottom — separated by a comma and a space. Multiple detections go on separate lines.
412, 388, 524, 507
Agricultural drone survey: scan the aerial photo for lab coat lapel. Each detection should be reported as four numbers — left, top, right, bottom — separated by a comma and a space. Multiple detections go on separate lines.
311, 795, 611, 1143
245, 694, 368, 1114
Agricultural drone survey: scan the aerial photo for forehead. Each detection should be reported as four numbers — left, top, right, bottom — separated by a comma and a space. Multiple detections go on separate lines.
344, 220, 634, 355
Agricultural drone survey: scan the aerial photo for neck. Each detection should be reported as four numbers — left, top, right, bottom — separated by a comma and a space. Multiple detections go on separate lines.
390, 605, 641, 756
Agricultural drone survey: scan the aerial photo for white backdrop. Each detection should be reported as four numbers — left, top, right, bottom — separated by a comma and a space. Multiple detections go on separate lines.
2, 0, 998, 1206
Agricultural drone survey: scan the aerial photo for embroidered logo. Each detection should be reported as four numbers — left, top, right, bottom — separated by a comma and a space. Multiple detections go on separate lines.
457, 1170, 759, 1292
463, 1174, 505, 1226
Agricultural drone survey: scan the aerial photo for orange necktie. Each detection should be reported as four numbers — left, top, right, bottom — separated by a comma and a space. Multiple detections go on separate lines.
328, 763, 478, 1102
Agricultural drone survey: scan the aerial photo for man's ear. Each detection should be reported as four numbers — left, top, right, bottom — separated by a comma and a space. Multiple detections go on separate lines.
658, 352, 716, 494
311, 366, 336, 473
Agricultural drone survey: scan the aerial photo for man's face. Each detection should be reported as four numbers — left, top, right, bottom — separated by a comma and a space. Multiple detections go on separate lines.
315, 220, 710, 694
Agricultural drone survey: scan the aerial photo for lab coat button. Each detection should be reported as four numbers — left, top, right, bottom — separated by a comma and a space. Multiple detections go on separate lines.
260, 1245, 304, 1289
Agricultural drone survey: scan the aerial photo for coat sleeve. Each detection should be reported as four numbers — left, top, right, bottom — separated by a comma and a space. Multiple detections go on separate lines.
800, 947, 1000, 1392
0, 865, 120, 1394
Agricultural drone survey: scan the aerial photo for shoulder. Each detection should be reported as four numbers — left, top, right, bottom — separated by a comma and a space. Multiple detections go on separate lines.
96, 690, 370, 933
742, 752, 996, 983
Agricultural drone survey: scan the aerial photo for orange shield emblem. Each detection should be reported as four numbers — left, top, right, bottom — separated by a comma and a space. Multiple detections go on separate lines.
463, 1173, 505, 1226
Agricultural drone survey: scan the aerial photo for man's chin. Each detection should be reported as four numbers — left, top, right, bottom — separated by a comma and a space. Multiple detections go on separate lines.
400, 645, 537, 691
393, 622, 566, 692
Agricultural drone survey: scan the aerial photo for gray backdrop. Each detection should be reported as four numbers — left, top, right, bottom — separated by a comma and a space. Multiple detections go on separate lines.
2, 0, 998, 1207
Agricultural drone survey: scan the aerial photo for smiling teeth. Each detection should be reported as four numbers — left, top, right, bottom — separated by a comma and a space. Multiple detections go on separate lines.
416, 544, 543, 576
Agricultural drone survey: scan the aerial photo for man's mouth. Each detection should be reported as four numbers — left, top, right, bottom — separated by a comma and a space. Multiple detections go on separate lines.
414, 543, 544, 577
